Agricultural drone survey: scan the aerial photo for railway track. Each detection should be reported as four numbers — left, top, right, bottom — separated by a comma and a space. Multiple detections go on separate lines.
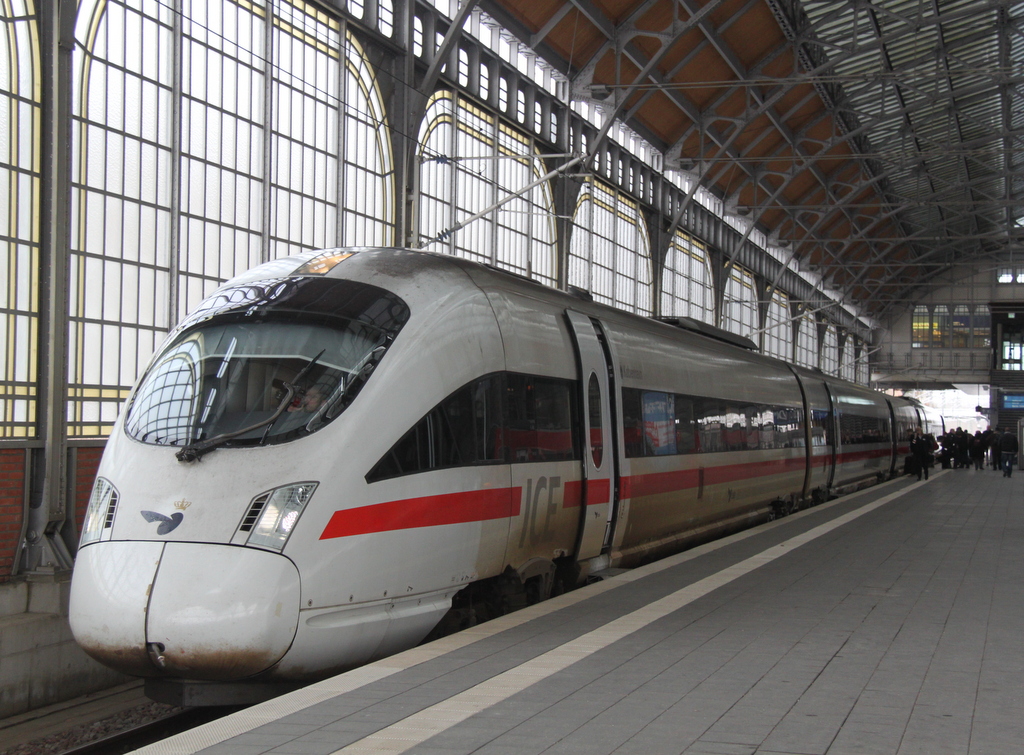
57, 707, 235, 755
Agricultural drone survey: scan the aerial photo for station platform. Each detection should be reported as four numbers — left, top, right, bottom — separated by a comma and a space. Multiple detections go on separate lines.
138, 466, 1024, 755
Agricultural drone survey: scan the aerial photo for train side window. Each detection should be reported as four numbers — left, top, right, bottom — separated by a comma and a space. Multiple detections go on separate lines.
674, 396, 696, 454
723, 404, 747, 452
754, 406, 774, 450
505, 374, 579, 463
366, 374, 505, 482
695, 397, 725, 453
772, 406, 805, 448
621, 388, 644, 457
627, 392, 802, 456
641, 391, 676, 456
810, 408, 832, 447
440, 375, 504, 465
839, 410, 890, 444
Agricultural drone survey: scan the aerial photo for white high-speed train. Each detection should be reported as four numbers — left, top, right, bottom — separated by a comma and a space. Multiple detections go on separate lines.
69, 248, 943, 704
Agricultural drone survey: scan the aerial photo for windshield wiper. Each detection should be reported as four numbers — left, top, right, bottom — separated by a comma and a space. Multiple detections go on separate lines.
320, 336, 392, 421
175, 350, 325, 463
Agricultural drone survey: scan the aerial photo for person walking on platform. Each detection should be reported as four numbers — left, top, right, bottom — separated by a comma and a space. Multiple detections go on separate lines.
910, 428, 933, 481
989, 428, 1003, 470
971, 431, 986, 470
1000, 428, 1019, 478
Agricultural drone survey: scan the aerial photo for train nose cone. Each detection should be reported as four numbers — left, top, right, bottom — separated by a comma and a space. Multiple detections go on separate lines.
71, 541, 300, 681
70, 541, 165, 676
146, 543, 300, 679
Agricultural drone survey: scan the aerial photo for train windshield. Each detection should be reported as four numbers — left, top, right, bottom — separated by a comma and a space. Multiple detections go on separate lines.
124, 277, 409, 451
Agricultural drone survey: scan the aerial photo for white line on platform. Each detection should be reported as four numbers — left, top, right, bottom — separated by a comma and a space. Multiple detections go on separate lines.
332, 478, 927, 754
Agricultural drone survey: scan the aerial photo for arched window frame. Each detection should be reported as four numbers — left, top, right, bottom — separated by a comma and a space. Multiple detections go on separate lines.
0, 0, 41, 438
569, 177, 653, 315
972, 305, 991, 348
932, 305, 950, 348
661, 231, 713, 324
952, 305, 971, 348
722, 263, 757, 338
912, 304, 930, 348
795, 311, 819, 369
840, 334, 855, 380
417, 91, 558, 286
822, 325, 838, 375
764, 289, 792, 361
68, 0, 394, 436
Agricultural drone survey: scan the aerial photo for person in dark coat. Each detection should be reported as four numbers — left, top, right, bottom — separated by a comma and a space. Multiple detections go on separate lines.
910, 428, 934, 481
989, 429, 1003, 470
971, 431, 986, 470
1000, 428, 1019, 477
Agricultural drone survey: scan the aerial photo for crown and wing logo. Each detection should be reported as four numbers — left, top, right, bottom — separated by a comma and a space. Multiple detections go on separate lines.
140, 500, 191, 535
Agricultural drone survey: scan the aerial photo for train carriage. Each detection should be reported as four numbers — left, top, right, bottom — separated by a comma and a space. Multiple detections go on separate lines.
69, 248, 931, 704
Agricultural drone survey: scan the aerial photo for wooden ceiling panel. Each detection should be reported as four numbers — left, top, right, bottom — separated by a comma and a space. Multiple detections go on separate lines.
485, 0, 1018, 320
718, 2, 787, 67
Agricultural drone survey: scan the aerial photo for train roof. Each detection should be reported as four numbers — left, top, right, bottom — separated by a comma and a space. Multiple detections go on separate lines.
220, 247, 867, 390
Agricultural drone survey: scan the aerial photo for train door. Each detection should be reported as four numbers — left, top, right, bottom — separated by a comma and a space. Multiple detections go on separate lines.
821, 381, 838, 491
885, 399, 898, 476
565, 311, 617, 560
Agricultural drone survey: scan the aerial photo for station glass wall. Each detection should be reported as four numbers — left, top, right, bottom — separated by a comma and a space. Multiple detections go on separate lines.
822, 325, 838, 375
0, 0, 877, 446
795, 312, 819, 370
418, 91, 557, 286
0, 0, 40, 438
661, 232, 713, 324
68, 0, 393, 435
722, 264, 757, 340
569, 178, 653, 315
763, 291, 792, 361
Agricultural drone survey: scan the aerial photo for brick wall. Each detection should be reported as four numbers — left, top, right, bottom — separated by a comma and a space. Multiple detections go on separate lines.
0, 449, 27, 582
73, 447, 105, 535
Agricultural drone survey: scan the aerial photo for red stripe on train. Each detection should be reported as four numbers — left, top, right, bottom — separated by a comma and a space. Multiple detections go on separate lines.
320, 447, 896, 539
621, 456, 806, 498
562, 478, 611, 508
319, 487, 522, 540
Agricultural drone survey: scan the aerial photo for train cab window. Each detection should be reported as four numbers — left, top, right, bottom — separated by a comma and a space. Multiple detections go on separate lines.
124, 278, 409, 450
367, 375, 505, 481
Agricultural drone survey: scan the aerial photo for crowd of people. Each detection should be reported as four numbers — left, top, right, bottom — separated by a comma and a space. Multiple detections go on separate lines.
907, 426, 1019, 480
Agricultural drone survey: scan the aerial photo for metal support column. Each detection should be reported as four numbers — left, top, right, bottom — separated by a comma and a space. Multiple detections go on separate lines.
26, 0, 76, 575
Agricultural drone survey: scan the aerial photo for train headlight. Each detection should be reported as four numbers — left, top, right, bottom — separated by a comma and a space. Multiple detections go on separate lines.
80, 478, 120, 546
243, 482, 318, 551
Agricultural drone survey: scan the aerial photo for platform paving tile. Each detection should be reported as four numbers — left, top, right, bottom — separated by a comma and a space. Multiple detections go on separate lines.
218, 732, 305, 750
824, 722, 909, 755
257, 741, 337, 755
683, 743, 758, 755
197, 745, 278, 755
896, 710, 973, 755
